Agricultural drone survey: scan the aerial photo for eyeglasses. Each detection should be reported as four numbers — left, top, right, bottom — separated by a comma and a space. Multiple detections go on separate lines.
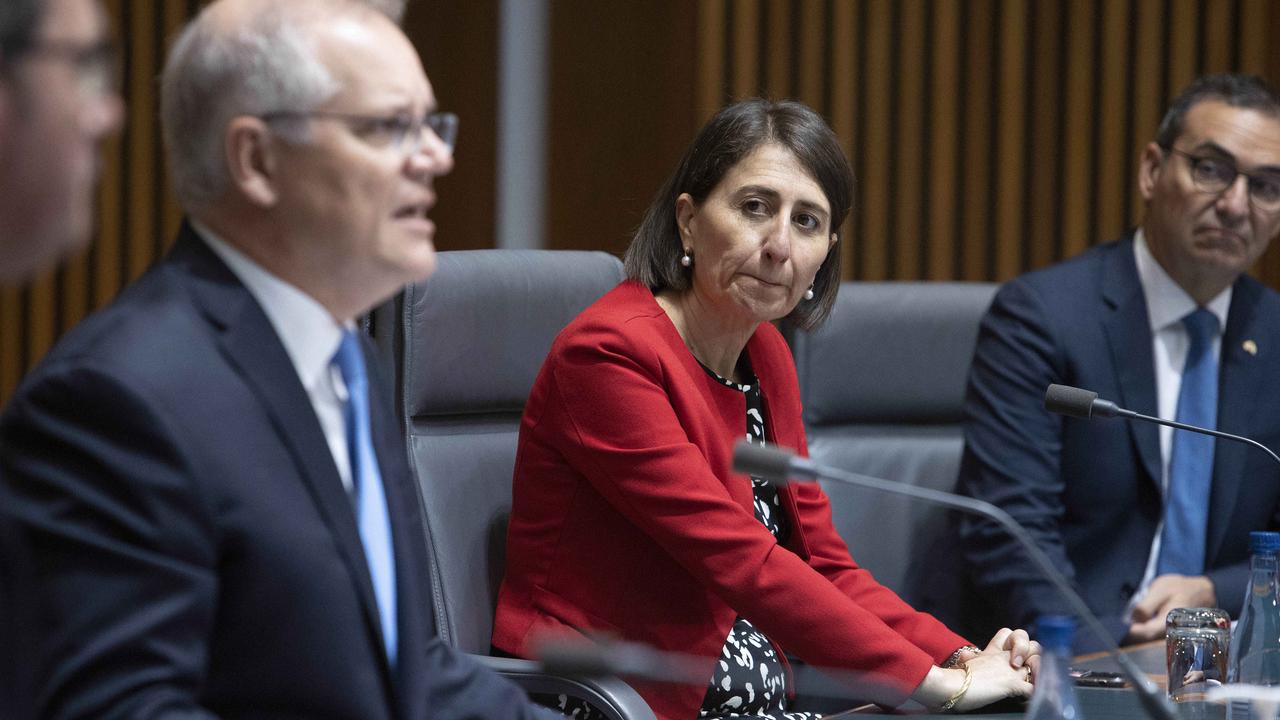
260, 110, 458, 156
17, 38, 118, 99
1163, 146, 1280, 213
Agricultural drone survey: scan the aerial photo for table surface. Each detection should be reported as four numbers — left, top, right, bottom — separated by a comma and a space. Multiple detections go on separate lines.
838, 641, 1224, 719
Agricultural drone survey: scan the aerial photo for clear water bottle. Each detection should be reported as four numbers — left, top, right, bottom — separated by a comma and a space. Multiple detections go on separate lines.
1227, 531, 1280, 720
1025, 615, 1081, 720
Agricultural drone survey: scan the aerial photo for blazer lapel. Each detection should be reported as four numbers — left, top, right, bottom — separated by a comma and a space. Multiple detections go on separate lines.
170, 225, 391, 675
1207, 278, 1266, 563
1100, 237, 1163, 491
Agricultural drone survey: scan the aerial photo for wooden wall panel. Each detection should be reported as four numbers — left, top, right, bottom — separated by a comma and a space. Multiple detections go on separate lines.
689, 0, 1280, 290
7, 0, 1280, 407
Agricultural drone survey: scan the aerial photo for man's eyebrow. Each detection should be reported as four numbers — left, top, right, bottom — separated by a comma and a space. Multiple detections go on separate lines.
1189, 141, 1280, 175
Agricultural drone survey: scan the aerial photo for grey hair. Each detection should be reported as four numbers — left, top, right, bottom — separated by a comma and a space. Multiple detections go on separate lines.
160, 3, 351, 211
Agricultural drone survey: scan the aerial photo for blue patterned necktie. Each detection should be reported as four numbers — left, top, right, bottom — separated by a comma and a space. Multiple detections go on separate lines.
1157, 308, 1220, 576
333, 330, 398, 666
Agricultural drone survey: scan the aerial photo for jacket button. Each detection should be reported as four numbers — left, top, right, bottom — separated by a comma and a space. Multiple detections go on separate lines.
1121, 582, 1137, 600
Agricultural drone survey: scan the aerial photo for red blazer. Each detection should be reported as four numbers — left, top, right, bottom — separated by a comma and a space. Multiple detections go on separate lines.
493, 282, 968, 719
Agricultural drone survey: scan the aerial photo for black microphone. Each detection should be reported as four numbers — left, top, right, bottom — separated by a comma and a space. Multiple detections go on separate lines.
1044, 383, 1280, 466
733, 441, 1179, 720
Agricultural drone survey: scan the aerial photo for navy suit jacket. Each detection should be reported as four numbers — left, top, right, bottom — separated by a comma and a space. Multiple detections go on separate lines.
0, 224, 551, 719
956, 234, 1280, 650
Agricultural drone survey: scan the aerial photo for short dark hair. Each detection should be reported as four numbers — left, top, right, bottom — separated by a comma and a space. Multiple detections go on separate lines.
1155, 73, 1280, 149
0, 0, 42, 70
624, 98, 853, 330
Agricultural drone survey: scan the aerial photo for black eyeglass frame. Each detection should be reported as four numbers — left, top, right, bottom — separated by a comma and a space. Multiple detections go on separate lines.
1161, 145, 1280, 212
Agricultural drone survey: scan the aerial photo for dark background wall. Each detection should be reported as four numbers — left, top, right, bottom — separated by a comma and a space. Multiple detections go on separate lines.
3, 0, 1279, 403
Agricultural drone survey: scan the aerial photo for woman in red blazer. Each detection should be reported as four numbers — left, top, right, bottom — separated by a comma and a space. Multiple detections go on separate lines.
493, 100, 1038, 719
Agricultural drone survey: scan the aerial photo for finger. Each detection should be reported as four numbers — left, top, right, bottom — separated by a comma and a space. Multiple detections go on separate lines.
1129, 617, 1164, 642
1025, 640, 1042, 659
986, 627, 1014, 652
1027, 654, 1041, 679
1005, 629, 1031, 667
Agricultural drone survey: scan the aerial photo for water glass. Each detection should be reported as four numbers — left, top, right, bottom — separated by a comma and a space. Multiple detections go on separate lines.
1167, 607, 1231, 703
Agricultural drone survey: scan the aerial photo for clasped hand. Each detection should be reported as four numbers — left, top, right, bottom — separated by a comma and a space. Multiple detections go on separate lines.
915, 628, 1039, 712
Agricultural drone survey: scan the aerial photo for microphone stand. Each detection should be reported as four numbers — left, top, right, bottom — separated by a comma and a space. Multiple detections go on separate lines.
732, 441, 1179, 720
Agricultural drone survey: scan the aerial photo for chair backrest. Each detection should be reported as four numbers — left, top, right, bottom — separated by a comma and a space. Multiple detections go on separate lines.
787, 281, 996, 600
392, 249, 625, 653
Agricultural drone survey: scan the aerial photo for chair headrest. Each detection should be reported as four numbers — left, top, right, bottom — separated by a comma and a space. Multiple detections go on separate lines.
401, 250, 624, 419
790, 282, 997, 425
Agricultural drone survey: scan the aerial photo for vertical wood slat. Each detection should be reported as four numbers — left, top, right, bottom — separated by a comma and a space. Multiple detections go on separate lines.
829, 0, 857, 274
1060, 0, 1097, 259
1027, 1, 1063, 270
859, 0, 893, 281
1201, 0, 1233, 73
926, 0, 960, 280
1168, 0, 1199, 93
127, 1, 157, 283
0, 288, 18, 400
893, 0, 925, 280
959, 0, 994, 281
731, 0, 760, 100
697, 0, 726, 116
993, 0, 1026, 280
1131, 0, 1165, 229
796, 0, 825, 110
1094, 0, 1131, 244
765, 0, 791, 99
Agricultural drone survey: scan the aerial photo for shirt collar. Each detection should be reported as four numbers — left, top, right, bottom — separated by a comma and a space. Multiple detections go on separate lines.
191, 220, 349, 391
1133, 228, 1231, 335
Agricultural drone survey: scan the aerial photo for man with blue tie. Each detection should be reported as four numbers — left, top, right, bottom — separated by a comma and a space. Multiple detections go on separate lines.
0, 0, 557, 716
955, 74, 1280, 650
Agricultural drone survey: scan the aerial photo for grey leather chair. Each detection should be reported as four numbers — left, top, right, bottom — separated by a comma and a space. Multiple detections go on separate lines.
787, 281, 997, 604
375, 249, 655, 720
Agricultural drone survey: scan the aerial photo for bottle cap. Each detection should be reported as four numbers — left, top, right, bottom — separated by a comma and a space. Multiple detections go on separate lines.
1250, 531, 1280, 555
1034, 615, 1076, 650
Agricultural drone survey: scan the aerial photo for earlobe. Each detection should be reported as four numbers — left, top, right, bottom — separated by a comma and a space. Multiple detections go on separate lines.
226, 118, 278, 207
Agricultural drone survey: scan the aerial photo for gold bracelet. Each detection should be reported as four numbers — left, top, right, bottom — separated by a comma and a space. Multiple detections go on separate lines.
938, 666, 973, 713
943, 644, 980, 668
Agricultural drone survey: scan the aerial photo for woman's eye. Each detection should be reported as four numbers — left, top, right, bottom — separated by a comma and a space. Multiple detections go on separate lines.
742, 199, 768, 216
794, 213, 819, 231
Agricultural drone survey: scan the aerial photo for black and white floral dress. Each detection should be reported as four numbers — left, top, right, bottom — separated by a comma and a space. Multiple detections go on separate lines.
546, 364, 819, 720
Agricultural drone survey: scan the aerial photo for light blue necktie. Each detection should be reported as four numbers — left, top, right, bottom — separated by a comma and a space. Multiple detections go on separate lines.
1157, 308, 1219, 576
333, 330, 398, 666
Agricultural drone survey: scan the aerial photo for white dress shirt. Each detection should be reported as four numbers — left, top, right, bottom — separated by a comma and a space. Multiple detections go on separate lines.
1128, 228, 1231, 613
193, 221, 356, 492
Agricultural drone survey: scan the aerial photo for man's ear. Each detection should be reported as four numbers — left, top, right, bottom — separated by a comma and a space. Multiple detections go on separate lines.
225, 116, 279, 207
1137, 141, 1165, 202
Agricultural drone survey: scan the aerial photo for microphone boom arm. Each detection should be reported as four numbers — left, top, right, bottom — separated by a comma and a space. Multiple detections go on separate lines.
734, 442, 1178, 720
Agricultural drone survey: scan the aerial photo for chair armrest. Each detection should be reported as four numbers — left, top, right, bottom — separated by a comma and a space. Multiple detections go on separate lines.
476, 654, 657, 720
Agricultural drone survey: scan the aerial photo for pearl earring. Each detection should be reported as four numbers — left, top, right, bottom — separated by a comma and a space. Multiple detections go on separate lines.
680, 251, 692, 268
803, 286, 815, 301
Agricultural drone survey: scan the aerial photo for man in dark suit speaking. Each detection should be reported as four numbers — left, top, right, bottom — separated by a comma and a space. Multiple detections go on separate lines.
0, 0, 555, 717
957, 74, 1280, 651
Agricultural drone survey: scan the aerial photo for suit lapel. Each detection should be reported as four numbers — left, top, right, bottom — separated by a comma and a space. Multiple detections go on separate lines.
1100, 237, 1163, 491
1207, 278, 1266, 562
170, 224, 391, 677
365, 333, 433, 716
